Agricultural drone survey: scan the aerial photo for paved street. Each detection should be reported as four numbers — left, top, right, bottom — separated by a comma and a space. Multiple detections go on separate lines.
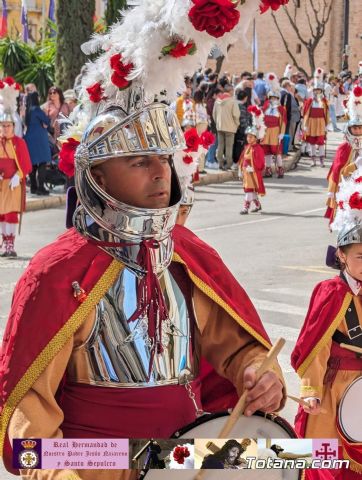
0, 129, 343, 478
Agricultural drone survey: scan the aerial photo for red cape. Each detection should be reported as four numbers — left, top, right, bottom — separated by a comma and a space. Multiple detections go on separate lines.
326, 142, 353, 184
0, 225, 271, 463
10, 136, 32, 213
303, 97, 329, 118
240, 143, 266, 195
291, 276, 352, 376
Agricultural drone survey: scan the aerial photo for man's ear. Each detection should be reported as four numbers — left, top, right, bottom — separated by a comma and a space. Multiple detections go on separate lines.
91, 166, 106, 190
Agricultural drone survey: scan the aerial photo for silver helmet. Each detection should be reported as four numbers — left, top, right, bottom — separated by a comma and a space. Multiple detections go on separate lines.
0, 110, 15, 123
337, 223, 362, 248
345, 85, 362, 149
73, 100, 186, 273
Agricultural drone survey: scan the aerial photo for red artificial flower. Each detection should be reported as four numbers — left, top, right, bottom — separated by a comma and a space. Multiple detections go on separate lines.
169, 41, 196, 58
58, 138, 80, 178
260, 0, 289, 14
109, 53, 133, 89
200, 130, 215, 148
353, 86, 362, 98
269, 74, 275, 81
183, 154, 194, 164
0, 81, 4, 89
356, 176, 362, 183
184, 128, 200, 152
338, 201, 344, 210
188, 0, 240, 39
14, 83, 21, 91
86, 82, 104, 103
173, 446, 190, 465
349, 192, 362, 210
3, 76, 15, 86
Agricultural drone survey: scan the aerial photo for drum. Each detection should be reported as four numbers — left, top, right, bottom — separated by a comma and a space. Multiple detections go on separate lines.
338, 376, 362, 442
143, 411, 301, 479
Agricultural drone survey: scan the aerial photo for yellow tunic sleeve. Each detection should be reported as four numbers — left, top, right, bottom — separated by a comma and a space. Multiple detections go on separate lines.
300, 339, 331, 400
193, 286, 286, 409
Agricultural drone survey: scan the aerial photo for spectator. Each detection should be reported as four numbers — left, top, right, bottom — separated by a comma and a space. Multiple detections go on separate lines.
254, 72, 268, 104
24, 92, 52, 196
295, 78, 308, 104
287, 83, 301, 150
63, 89, 78, 114
205, 87, 221, 168
42, 86, 71, 141
280, 79, 293, 135
213, 84, 240, 170
233, 90, 251, 165
325, 77, 341, 132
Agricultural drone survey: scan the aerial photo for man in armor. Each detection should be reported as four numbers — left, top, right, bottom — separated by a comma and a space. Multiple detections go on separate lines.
0, 3, 286, 479
325, 85, 362, 223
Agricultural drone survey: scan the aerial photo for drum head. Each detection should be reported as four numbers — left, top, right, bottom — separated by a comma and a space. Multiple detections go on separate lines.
338, 376, 362, 442
173, 411, 297, 440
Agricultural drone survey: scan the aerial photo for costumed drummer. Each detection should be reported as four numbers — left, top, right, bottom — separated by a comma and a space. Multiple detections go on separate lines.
292, 167, 362, 478
0, 2, 286, 480
0, 78, 32, 257
238, 105, 266, 215
325, 85, 362, 224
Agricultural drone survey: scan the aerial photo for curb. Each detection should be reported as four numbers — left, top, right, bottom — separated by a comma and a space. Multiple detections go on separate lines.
24, 151, 300, 211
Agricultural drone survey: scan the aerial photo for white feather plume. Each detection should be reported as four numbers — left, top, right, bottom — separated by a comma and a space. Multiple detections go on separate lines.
332, 167, 362, 233
283, 64, 292, 79
79, 0, 260, 104
347, 86, 362, 123
0, 83, 19, 114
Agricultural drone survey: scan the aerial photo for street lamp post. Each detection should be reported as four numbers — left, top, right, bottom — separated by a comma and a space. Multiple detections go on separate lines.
342, 0, 349, 71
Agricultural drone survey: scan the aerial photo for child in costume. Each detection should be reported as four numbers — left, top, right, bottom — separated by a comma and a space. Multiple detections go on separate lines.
325, 85, 362, 223
0, 78, 32, 257
302, 67, 330, 167
292, 168, 362, 479
261, 73, 287, 179
238, 106, 266, 214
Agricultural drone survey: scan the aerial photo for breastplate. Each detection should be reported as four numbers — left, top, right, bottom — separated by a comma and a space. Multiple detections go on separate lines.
67, 266, 195, 388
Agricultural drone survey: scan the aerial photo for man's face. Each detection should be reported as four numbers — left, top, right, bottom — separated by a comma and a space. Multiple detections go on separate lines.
227, 447, 240, 464
91, 154, 172, 209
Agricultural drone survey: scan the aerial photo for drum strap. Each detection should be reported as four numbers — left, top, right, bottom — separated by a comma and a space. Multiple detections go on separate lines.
332, 300, 362, 350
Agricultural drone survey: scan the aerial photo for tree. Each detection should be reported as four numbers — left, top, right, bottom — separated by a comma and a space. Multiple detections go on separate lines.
105, 0, 128, 27
271, 0, 334, 77
55, 0, 95, 90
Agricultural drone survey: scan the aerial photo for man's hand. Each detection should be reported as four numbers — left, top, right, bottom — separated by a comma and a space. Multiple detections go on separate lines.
302, 397, 321, 415
243, 366, 284, 417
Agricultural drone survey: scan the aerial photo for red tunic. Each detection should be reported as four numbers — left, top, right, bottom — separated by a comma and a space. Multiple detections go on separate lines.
261, 101, 287, 155
239, 143, 266, 195
0, 225, 272, 469
303, 98, 329, 145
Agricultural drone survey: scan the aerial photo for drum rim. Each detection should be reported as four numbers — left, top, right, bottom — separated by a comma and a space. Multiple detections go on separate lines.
172, 410, 297, 439
338, 375, 362, 442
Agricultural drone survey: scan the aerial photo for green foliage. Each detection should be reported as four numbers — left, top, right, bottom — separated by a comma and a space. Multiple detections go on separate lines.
0, 37, 35, 76
0, 21, 57, 102
105, 0, 128, 27
55, 0, 95, 90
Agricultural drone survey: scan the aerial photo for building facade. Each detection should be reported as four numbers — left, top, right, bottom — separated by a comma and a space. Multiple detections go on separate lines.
211, 0, 362, 78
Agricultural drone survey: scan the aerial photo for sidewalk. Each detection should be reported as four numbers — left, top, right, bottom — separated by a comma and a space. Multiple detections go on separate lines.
25, 149, 301, 212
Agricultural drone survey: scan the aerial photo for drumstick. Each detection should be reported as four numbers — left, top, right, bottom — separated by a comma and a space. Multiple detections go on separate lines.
287, 395, 327, 414
193, 338, 285, 480
218, 337, 286, 438
340, 342, 362, 355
